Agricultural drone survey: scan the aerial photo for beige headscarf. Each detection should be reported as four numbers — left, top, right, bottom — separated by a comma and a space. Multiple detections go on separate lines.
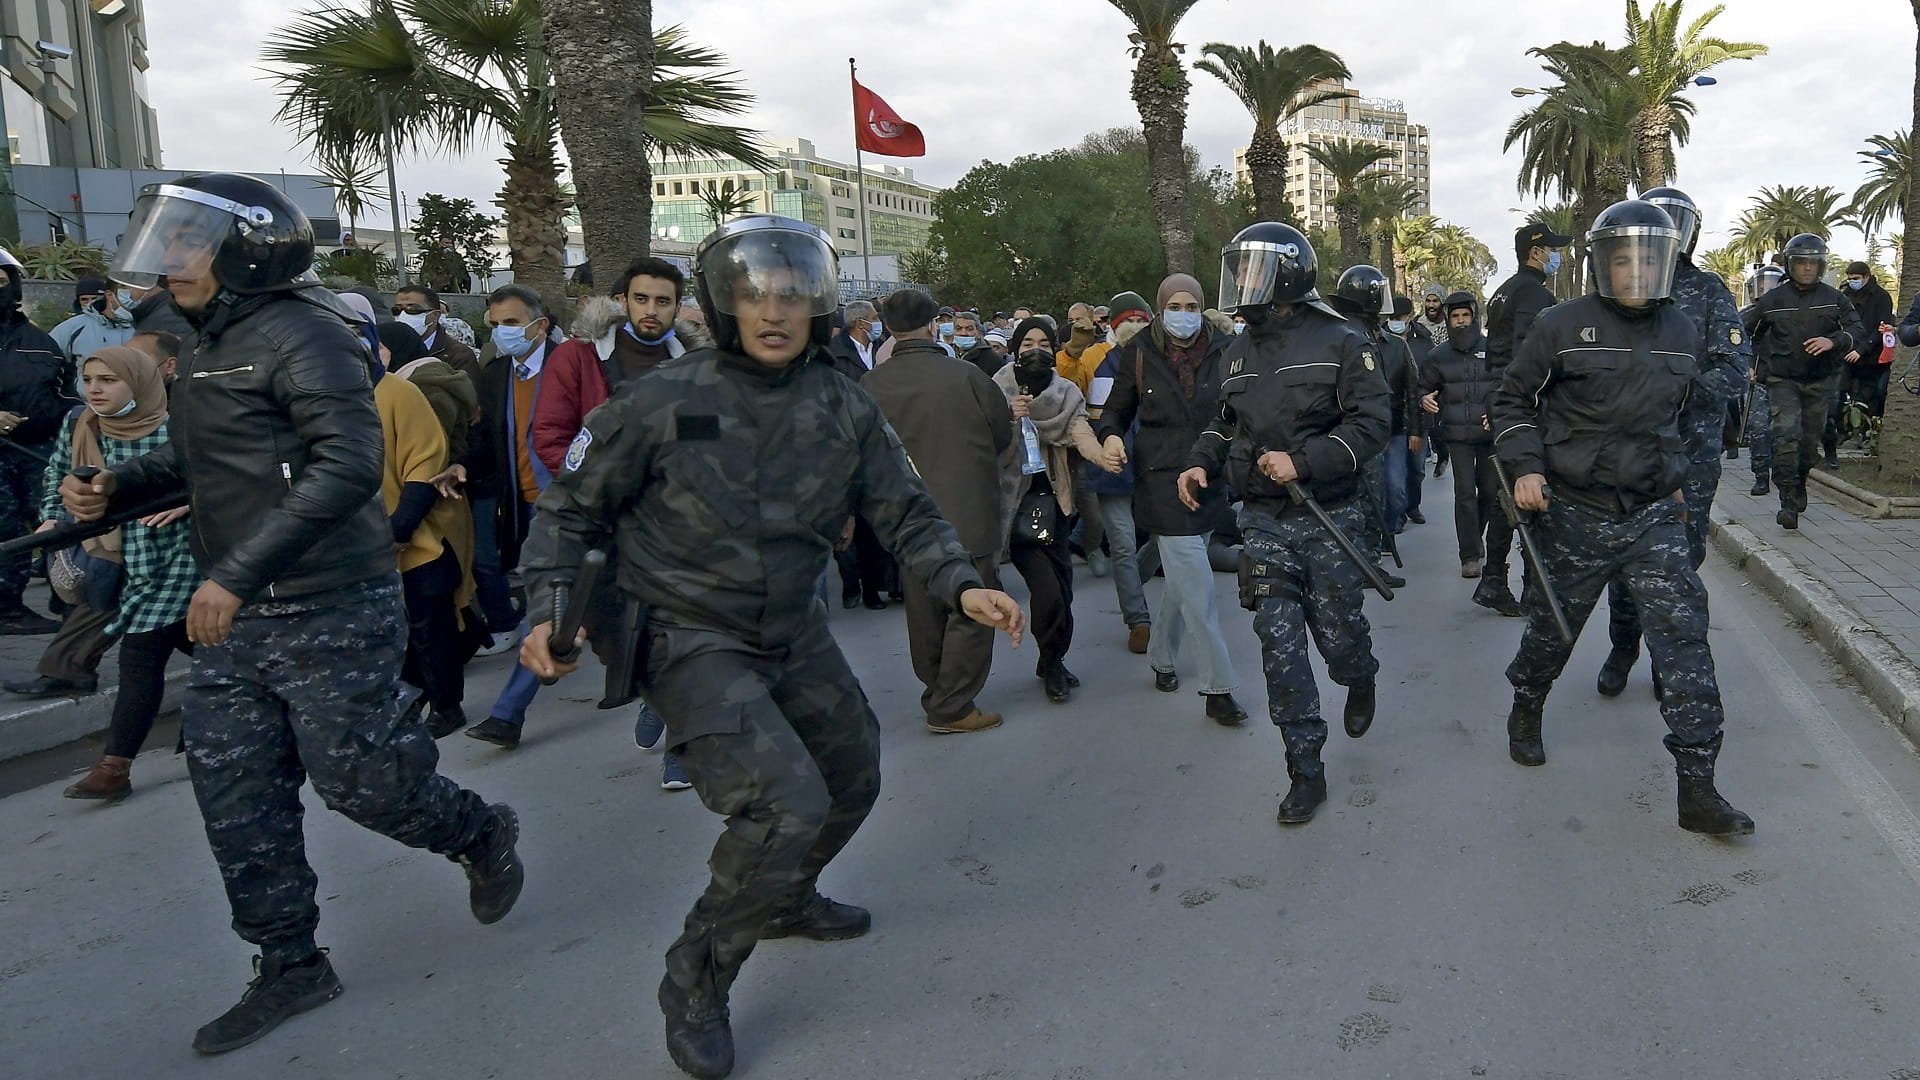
72, 346, 168, 562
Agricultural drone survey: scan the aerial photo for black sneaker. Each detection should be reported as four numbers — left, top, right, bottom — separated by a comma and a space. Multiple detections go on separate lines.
465, 716, 523, 748
761, 891, 872, 941
1042, 664, 1072, 704
659, 974, 734, 1080
191, 952, 343, 1055
0, 609, 61, 636
425, 704, 468, 739
455, 804, 524, 925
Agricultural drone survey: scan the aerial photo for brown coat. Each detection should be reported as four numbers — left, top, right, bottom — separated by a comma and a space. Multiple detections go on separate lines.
861, 339, 1014, 557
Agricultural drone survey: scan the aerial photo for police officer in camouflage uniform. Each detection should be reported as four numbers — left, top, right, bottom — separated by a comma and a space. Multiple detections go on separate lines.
1327, 264, 1414, 590
1489, 199, 1753, 837
517, 216, 1025, 1080
1742, 263, 1785, 495
62, 174, 524, 1054
1597, 188, 1750, 699
1178, 223, 1390, 826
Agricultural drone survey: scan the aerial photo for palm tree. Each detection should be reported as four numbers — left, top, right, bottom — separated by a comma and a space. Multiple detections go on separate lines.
1353, 176, 1422, 290
1613, 2, 1767, 186
1428, 223, 1498, 294
1880, 2, 1920, 483
1851, 130, 1914, 243
1193, 40, 1352, 224
1393, 214, 1439, 294
311, 141, 387, 238
544, 0, 653, 283
1506, 42, 1648, 285
1696, 245, 1746, 292
263, 2, 770, 309
1526, 201, 1581, 296
1303, 140, 1394, 268
1731, 184, 1850, 261
696, 184, 755, 235
1107, 0, 1203, 274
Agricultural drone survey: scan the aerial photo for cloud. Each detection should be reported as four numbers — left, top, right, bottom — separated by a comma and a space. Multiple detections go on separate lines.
144, 0, 1916, 285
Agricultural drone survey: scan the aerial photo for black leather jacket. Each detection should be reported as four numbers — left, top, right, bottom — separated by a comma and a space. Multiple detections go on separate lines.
1491, 294, 1697, 515
0, 310, 73, 446
1744, 280, 1863, 382
111, 289, 394, 603
1189, 303, 1390, 511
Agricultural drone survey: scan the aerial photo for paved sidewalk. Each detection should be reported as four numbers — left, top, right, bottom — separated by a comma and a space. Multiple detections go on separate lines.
1709, 448, 1920, 739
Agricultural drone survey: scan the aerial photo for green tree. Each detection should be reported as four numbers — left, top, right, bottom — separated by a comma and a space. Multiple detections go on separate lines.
312, 141, 386, 236
1525, 202, 1582, 296
1303, 140, 1394, 269
262, 2, 769, 315
413, 193, 499, 292
1696, 244, 1747, 293
1353, 176, 1422, 291
1193, 40, 1352, 225
696, 183, 755, 234
1851, 130, 1913, 242
1730, 184, 1851, 262
1107, 0, 1202, 275
1616, 1, 1767, 186
1878, 1, 1920, 484
1506, 42, 1646, 284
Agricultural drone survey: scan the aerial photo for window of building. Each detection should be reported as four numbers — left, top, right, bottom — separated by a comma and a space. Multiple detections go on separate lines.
837, 206, 856, 218
837, 228, 857, 239
672, 181, 683, 195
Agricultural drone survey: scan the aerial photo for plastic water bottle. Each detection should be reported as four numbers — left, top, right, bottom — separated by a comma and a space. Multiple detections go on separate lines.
1020, 417, 1047, 475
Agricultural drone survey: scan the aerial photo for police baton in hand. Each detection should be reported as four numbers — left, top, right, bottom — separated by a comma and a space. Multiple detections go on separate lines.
541, 548, 608, 686
1490, 457, 1575, 645
1283, 481, 1395, 602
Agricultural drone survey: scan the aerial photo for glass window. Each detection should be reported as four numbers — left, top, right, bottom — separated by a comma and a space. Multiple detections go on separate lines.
836, 206, 856, 218
672, 181, 683, 194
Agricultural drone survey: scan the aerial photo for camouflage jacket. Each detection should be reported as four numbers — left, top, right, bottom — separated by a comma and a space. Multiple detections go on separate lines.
521, 345, 982, 648
1671, 259, 1751, 447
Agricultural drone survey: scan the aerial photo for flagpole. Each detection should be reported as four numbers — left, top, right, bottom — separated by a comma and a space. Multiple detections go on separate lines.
849, 57, 873, 276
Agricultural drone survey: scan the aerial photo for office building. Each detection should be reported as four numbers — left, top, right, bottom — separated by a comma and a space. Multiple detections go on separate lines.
2, 1, 162, 172
1234, 78, 1431, 237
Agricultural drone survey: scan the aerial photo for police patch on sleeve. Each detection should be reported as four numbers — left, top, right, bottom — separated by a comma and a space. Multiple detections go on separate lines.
1362, 349, 1376, 371
1729, 329, 1742, 345
563, 427, 592, 471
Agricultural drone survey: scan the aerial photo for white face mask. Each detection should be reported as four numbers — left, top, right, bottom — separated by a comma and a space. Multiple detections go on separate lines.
91, 396, 138, 418
396, 310, 432, 336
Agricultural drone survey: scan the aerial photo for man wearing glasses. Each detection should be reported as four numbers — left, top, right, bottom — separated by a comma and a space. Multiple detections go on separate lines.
391, 284, 480, 381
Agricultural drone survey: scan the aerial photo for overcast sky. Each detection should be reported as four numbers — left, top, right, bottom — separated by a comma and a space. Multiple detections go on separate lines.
145, 0, 1914, 286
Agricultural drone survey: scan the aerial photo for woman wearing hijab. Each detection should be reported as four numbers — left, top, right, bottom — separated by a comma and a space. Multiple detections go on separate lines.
995, 317, 1117, 703
54, 346, 197, 800
373, 321, 481, 740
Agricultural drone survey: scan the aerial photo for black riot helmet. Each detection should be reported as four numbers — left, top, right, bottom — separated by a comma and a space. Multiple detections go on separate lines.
1638, 186, 1701, 256
1782, 233, 1829, 285
1334, 264, 1393, 317
0, 246, 23, 311
1218, 222, 1318, 311
692, 215, 840, 354
1747, 263, 1786, 302
1587, 199, 1681, 306
110, 173, 315, 295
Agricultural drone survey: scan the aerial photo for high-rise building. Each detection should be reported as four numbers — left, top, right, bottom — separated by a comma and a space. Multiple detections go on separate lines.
1234, 78, 1430, 238
1, 1, 162, 171
648, 137, 940, 266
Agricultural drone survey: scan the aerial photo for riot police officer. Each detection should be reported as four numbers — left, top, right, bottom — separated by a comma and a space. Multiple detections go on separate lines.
1596, 187, 1750, 698
1742, 262, 1787, 495
1745, 233, 1864, 528
61, 173, 525, 1052
1327, 264, 1415, 590
1489, 199, 1752, 836
1177, 224, 1391, 826
516, 216, 1025, 1080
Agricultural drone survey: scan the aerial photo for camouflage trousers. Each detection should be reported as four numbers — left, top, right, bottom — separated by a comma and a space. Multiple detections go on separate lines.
1241, 502, 1380, 781
645, 616, 882, 999
184, 577, 490, 964
1745, 381, 1772, 480
1606, 443, 1721, 651
1768, 373, 1838, 499
1506, 498, 1725, 777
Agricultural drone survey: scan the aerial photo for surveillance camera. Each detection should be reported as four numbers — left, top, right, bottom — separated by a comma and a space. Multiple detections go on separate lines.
35, 41, 74, 61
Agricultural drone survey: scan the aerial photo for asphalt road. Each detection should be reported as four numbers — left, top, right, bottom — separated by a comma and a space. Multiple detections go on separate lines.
6, 479, 1920, 1079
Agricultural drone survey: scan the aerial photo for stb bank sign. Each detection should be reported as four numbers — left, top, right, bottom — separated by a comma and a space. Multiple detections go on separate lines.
1283, 117, 1390, 139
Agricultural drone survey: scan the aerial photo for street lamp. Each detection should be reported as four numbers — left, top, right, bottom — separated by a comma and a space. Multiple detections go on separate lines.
1510, 87, 1543, 98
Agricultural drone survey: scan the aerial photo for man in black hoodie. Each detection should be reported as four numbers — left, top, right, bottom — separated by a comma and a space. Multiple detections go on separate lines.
1420, 292, 1511, 596
1828, 261, 1894, 458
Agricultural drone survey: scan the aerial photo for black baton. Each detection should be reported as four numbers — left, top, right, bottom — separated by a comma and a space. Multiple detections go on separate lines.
1490, 457, 1575, 645
1284, 481, 1395, 602
542, 548, 607, 685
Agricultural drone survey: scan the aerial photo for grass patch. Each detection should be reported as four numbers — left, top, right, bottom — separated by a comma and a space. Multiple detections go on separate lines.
1832, 458, 1920, 499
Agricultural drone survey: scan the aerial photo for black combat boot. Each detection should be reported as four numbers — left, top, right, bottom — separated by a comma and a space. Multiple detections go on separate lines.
659, 974, 734, 1079
1676, 776, 1755, 836
192, 951, 342, 1054
425, 703, 468, 738
1749, 475, 1769, 497
1507, 695, 1546, 766
760, 891, 872, 941
1153, 668, 1180, 693
1276, 767, 1327, 825
1041, 663, 1072, 703
1777, 507, 1799, 530
1342, 683, 1375, 738
1822, 439, 1839, 472
1596, 648, 1637, 698
455, 804, 524, 925
1204, 692, 1248, 726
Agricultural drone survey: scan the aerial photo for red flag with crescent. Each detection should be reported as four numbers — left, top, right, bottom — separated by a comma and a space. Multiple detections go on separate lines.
852, 77, 926, 158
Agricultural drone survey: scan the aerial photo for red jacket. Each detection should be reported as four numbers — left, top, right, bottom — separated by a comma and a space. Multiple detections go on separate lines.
532, 299, 697, 471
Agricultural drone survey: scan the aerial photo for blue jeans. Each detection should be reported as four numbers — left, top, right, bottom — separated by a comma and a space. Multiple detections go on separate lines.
490, 660, 542, 726
1405, 438, 1425, 514
1383, 434, 1410, 534
1099, 494, 1150, 628
470, 496, 531, 632
1147, 533, 1237, 694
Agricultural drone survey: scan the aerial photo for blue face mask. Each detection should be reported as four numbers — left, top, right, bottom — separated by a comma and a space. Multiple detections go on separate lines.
491, 322, 539, 357
867, 321, 884, 340
1386, 320, 1409, 335
1543, 251, 1562, 275
1848, 279, 1866, 291
1233, 322, 1247, 335
953, 335, 978, 350
1161, 309, 1205, 339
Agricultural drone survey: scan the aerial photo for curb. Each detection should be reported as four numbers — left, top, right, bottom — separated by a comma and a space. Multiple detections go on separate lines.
0, 668, 189, 763
1709, 505, 1920, 745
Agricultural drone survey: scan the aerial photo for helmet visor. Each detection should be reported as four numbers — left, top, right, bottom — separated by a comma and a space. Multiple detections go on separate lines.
1591, 230, 1680, 304
699, 227, 839, 321
1219, 244, 1293, 310
1646, 201, 1699, 253
109, 189, 232, 289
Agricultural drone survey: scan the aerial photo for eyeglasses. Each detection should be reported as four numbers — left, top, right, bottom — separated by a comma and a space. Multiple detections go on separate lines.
391, 305, 432, 316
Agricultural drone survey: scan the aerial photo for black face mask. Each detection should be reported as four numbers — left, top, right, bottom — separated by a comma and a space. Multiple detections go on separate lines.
1014, 358, 1054, 396
1447, 325, 1477, 352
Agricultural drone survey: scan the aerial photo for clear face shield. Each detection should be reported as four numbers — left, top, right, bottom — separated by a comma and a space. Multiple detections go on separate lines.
698, 225, 839, 324
1646, 200, 1698, 254
1591, 229, 1680, 305
1218, 243, 1294, 311
110, 188, 232, 289
1785, 254, 1825, 286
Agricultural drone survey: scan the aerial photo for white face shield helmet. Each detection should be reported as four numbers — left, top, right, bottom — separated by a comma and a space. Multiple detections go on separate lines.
1587, 201, 1681, 305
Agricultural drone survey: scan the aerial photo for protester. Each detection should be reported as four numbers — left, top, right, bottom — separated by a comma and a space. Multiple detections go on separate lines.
49, 278, 137, 376
1083, 295, 1157, 651
393, 284, 482, 381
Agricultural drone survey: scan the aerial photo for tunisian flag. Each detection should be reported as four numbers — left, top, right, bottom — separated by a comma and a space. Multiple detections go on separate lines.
852, 76, 926, 158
